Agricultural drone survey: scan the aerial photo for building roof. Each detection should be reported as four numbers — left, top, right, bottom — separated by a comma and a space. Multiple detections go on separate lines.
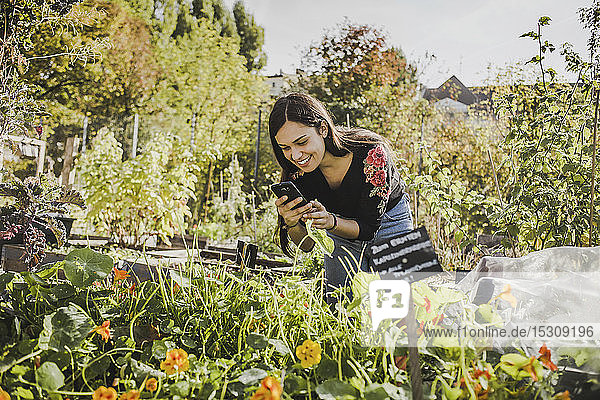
423, 75, 478, 105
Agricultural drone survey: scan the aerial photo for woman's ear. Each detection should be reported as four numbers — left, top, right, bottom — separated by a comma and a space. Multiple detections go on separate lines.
319, 122, 328, 137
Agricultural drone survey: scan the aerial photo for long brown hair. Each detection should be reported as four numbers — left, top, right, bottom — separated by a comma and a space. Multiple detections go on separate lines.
269, 93, 393, 256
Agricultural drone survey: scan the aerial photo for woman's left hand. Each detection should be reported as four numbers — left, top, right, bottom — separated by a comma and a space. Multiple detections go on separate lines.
302, 200, 335, 230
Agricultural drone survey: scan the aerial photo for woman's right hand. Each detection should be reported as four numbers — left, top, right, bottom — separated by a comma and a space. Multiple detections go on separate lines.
275, 196, 313, 227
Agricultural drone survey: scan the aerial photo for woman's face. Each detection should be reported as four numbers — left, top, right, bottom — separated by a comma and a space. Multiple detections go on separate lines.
275, 121, 326, 172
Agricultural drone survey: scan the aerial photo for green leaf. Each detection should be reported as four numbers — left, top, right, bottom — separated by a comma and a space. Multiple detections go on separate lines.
169, 381, 190, 397
237, 368, 267, 385
0, 272, 14, 292
50, 283, 76, 300
42, 304, 93, 351
268, 338, 292, 356
315, 356, 338, 380
15, 387, 34, 399
306, 219, 334, 256
36, 362, 65, 391
364, 384, 389, 400
315, 379, 359, 400
284, 374, 308, 395
247, 333, 268, 350
62, 248, 113, 288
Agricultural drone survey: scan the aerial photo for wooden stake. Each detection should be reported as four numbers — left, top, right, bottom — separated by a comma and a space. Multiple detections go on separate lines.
407, 290, 423, 400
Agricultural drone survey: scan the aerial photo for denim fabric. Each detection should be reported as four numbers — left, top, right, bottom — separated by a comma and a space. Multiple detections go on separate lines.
324, 194, 414, 298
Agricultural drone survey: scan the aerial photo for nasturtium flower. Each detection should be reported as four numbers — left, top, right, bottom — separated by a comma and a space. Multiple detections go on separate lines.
113, 267, 130, 282
250, 376, 282, 400
538, 343, 558, 371
145, 378, 158, 392
295, 339, 321, 368
91, 320, 112, 342
0, 386, 10, 400
118, 390, 140, 400
160, 348, 189, 375
499, 353, 543, 382
553, 391, 571, 400
497, 284, 517, 308
92, 386, 117, 400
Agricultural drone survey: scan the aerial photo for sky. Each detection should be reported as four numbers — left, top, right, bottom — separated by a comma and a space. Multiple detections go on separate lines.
223, 0, 591, 88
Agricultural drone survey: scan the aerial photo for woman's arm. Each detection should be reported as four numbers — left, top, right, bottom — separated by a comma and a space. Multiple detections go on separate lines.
286, 223, 315, 251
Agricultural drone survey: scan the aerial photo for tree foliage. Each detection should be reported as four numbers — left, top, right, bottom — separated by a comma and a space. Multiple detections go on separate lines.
299, 20, 416, 125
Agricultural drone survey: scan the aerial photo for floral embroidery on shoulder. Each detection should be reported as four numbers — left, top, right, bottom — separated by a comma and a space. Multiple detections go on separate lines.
291, 170, 304, 180
363, 144, 390, 214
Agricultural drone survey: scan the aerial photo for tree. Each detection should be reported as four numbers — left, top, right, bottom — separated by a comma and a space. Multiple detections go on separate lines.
148, 19, 267, 220
20, 0, 159, 170
233, 0, 266, 71
299, 19, 416, 125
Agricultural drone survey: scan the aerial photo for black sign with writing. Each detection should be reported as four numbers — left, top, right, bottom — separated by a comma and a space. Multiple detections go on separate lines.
369, 226, 442, 280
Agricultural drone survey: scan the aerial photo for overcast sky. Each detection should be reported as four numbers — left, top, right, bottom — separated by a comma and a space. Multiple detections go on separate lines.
223, 0, 590, 88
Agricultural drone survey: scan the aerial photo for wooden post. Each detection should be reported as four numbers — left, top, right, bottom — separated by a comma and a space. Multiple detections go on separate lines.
407, 291, 423, 400
253, 109, 261, 182
81, 115, 88, 153
131, 113, 139, 158
60, 137, 75, 188
36, 140, 46, 177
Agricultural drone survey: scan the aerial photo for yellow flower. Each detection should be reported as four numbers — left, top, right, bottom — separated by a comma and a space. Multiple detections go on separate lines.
295, 339, 322, 368
91, 320, 112, 342
250, 377, 282, 400
0, 386, 10, 400
92, 386, 117, 400
118, 390, 140, 400
497, 284, 517, 308
160, 348, 189, 375
145, 378, 158, 392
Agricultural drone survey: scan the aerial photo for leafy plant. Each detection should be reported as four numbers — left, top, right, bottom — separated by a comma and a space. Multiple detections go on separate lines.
76, 127, 198, 246
0, 175, 85, 267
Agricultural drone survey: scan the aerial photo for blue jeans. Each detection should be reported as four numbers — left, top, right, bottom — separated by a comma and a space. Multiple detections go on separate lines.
324, 194, 414, 297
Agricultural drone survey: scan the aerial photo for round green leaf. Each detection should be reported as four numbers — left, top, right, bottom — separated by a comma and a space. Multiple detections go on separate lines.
316, 379, 359, 400
36, 362, 65, 391
62, 248, 113, 288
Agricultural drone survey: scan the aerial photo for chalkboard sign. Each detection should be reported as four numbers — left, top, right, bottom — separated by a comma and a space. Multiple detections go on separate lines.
369, 226, 442, 281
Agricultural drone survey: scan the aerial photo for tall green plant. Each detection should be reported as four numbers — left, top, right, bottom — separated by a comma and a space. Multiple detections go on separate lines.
76, 127, 198, 246
492, 15, 600, 250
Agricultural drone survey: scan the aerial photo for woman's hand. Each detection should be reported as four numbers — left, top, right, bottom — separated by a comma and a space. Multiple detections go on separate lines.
302, 200, 335, 230
275, 196, 313, 227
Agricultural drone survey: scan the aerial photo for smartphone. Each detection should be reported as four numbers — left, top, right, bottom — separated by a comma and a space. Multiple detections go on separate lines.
270, 181, 309, 210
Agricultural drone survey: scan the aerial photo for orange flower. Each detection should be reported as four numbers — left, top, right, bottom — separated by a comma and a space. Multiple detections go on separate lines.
553, 391, 571, 400
160, 349, 189, 375
522, 356, 540, 382
538, 343, 558, 371
0, 387, 10, 400
118, 390, 140, 400
423, 297, 432, 313
113, 267, 130, 282
91, 320, 112, 342
497, 284, 517, 308
92, 386, 117, 400
250, 377, 282, 400
145, 378, 158, 392
128, 283, 136, 295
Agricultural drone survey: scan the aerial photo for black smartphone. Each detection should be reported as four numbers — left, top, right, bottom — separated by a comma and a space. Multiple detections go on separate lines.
270, 182, 309, 210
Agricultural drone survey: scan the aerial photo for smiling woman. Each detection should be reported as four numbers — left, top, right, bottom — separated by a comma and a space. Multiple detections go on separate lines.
268, 93, 413, 301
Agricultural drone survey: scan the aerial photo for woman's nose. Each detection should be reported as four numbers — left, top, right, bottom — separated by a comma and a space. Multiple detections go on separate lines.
291, 148, 303, 160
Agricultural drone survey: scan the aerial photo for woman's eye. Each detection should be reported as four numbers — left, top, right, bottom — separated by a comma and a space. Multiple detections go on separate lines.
298, 141, 308, 146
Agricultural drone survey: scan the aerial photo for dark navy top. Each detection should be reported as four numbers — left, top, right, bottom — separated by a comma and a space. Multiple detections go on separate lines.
292, 143, 405, 241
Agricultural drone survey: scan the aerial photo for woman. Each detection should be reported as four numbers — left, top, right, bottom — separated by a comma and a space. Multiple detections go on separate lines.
269, 93, 413, 298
